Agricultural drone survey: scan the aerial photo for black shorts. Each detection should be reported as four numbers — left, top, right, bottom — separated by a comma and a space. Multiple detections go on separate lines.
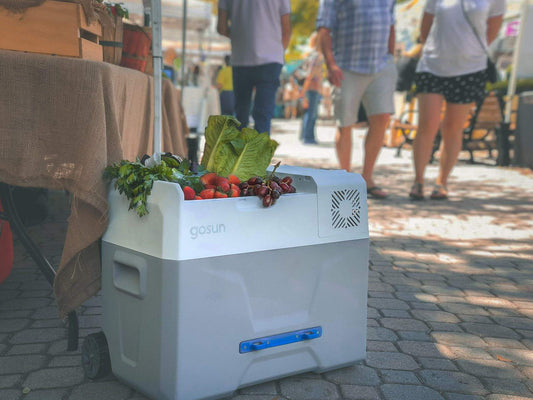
414, 70, 487, 104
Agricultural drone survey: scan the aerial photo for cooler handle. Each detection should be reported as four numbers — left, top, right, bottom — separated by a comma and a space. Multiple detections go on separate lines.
239, 326, 322, 354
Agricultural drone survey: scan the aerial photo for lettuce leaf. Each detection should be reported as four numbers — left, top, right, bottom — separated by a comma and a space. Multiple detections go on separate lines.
200, 116, 279, 180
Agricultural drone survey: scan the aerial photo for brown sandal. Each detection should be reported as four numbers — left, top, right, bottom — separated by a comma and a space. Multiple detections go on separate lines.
409, 183, 424, 200
430, 184, 448, 200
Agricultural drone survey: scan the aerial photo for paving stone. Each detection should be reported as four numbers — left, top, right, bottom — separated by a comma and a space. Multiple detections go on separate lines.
30, 307, 62, 320
0, 310, 32, 319
0, 375, 21, 389
517, 329, 533, 339
460, 323, 521, 339
47, 339, 81, 355
0, 319, 30, 333
367, 341, 397, 352
366, 351, 419, 370
23, 367, 85, 389
455, 359, 524, 379
456, 314, 494, 324
279, 377, 339, 400
324, 365, 380, 386
239, 381, 277, 395
439, 303, 489, 316
368, 282, 395, 292
340, 385, 381, 400
23, 389, 69, 400
230, 396, 285, 400
367, 327, 398, 342
394, 292, 438, 303
397, 331, 433, 342
418, 358, 458, 371
367, 298, 410, 310
427, 322, 464, 332
367, 319, 380, 327
486, 395, 533, 400
48, 355, 81, 367
381, 384, 444, 400
488, 348, 533, 366
493, 317, 533, 331
69, 381, 131, 400
465, 296, 516, 309
381, 309, 411, 318
436, 345, 493, 360
379, 370, 419, 384
419, 370, 487, 395
0, 298, 50, 311
0, 355, 47, 374
381, 318, 429, 331
412, 310, 460, 323
397, 341, 443, 358
367, 308, 380, 319
0, 389, 21, 400
5, 344, 47, 356
444, 394, 484, 400
9, 328, 65, 344
410, 301, 441, 310
431, 332, 487, 348
30, 319, 65, 328
481, 377, 533, 396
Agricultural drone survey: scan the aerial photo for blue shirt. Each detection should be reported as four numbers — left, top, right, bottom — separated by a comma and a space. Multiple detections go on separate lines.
316, 0, 395, 74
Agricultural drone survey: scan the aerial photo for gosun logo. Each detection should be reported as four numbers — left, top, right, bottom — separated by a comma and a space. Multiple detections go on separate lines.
190, 224, 226, 239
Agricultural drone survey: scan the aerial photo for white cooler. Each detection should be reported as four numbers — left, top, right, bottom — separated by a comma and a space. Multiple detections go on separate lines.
100, 166, 369, 400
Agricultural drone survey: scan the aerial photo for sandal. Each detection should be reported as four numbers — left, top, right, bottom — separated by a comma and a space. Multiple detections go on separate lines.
409, 183, 424, 200
367, 186, 388, 199
430, 184, 448, 200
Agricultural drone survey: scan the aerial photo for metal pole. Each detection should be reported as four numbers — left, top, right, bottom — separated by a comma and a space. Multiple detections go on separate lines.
151, 0, 163, 153
181, 0, 188, 93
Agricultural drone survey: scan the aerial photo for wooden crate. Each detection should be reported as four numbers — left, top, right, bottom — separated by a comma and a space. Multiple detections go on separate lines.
0, 0, 102, 61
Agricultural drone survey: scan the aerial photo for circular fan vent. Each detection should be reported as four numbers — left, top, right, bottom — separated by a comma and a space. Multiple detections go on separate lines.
331, 189, 361, 229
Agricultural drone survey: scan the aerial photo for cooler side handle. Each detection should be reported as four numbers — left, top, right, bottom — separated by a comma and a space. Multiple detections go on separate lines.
112, 251, 148, 299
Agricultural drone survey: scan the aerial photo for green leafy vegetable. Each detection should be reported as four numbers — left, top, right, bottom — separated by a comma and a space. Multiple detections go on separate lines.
200, 116, 278, 180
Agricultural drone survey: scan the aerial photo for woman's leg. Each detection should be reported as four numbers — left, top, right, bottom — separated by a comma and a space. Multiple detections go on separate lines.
413, 93, 444, 184
438, 102, 473, 187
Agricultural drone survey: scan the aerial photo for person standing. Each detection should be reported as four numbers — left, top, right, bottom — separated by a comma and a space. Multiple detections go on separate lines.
216, 55, 235, 116
217, 0, 292, 135
317, 0, 397, 199
300, 32, 325, 144
283, 76, 299, 119
409, 0, 505, 200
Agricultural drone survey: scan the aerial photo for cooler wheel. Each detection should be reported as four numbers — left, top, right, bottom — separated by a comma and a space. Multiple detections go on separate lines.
82, 332, 111, 379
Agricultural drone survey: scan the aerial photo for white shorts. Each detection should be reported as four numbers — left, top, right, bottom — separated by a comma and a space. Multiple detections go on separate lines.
333, 59, 397, 127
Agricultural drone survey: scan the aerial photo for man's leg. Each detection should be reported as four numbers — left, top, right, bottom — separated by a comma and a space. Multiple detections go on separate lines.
252, 63, 283, 134
303, 91, 320, 143
360, 60, 397, 194
232, 66, 254, 127
336, 126, 352, 171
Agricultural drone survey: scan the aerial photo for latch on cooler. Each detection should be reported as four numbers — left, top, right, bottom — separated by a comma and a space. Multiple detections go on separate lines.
239, 327, 322, 354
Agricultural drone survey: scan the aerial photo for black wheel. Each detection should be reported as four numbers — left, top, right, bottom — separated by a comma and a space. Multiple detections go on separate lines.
82, 332, 111, 379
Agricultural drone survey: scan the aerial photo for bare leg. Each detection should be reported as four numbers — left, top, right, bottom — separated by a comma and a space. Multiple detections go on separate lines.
284, 105, 290, 119
438, 102, 473, 187
336, 126, 352, 172
413, 93, 444, 184
361, 113, 390, 189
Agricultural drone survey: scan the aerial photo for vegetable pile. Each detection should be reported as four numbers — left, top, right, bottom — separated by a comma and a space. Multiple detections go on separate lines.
103, 115, 294, 217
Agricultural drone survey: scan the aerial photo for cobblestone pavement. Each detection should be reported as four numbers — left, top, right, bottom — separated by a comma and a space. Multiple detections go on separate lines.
1, 119, 533, 400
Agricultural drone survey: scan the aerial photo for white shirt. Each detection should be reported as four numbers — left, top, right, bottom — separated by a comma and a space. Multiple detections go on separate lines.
417, 0, 506, 77
219, 0, 291, 66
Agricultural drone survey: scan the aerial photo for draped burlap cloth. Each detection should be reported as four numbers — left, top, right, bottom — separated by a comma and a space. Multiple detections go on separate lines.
0, 50, 188, 317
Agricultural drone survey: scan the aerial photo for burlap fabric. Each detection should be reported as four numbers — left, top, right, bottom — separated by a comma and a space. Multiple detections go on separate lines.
0, 50, 188, 317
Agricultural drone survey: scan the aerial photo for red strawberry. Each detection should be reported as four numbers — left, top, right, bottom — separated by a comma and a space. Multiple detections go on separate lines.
199, 188, 215, 199
204, 184, 217, 190
215, 191, 228, 198
182, 186, 196, 200
200, 172, 217, 186
215, 176, 230, 192
228, 175, 241, 185
194, 196, 203, 200
230, 184, 240, 195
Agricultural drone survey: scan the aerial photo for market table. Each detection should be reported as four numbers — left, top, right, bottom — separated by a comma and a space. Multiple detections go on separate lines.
0, 49, 189, 321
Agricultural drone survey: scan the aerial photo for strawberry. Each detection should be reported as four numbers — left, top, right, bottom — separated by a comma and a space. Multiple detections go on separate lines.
182, 186, 196, 200
216, 176, 230, 193
200, 172, 217, 186
228, 189, 239, 198
204, 184, 217, 190
199, 188, 215, 199
194, 196, 203, 200
228, 175, 241, 185
215, 191, 228, 198
230, 184, 241, 195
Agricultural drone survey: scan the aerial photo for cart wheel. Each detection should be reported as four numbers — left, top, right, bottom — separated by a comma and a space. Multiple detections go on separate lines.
82, 332, 111, 379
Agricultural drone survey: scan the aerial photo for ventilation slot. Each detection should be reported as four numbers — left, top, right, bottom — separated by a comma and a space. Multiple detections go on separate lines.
331, 189, 361, 229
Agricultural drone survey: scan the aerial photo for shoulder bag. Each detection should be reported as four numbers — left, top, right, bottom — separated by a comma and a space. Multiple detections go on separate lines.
460, 0, 498, 83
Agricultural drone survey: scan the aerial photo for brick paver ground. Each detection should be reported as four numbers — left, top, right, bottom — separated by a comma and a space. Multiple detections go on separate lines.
1, 119, 532, 399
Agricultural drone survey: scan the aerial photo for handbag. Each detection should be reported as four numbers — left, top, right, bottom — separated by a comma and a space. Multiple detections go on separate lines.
460, 0, 498, 83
